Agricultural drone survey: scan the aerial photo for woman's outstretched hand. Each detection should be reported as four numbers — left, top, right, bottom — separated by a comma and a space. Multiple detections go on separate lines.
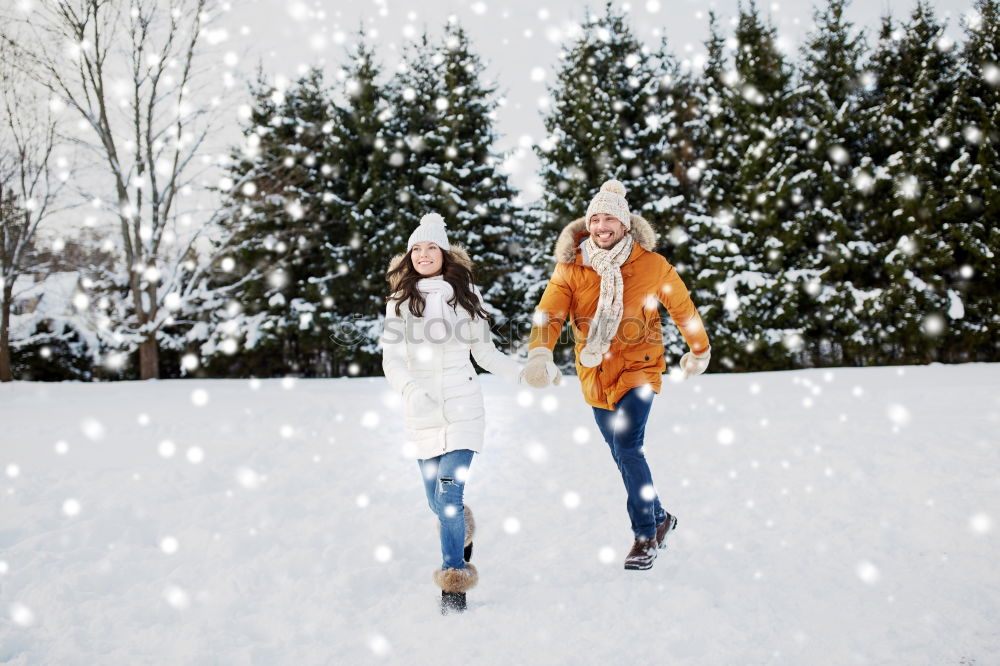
521, 347, 562, 388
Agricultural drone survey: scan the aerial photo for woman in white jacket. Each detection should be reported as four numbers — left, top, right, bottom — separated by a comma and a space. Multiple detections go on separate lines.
381, 213, 523, 614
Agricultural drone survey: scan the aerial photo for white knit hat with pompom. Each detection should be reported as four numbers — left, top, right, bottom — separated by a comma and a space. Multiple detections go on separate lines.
585, 179, 631, 229
407, 213, 451, 251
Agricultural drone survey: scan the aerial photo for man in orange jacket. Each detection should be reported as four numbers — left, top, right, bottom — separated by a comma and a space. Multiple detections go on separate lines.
523, 179, 711, 570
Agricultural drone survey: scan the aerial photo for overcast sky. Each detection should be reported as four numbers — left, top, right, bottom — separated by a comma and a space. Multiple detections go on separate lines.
219, 0, 975, 201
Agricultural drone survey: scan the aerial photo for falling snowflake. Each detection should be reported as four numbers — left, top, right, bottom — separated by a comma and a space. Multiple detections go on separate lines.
158, 440, 177, 458
503, 517, 521, 534
783, 333, 804, 351
856, 561, 880, 585
828, 145, 849, 165
374, 545, 393, 563
180, 354, 199, 372
368, 634, 391, 656
852, 171, 874, 193
62, 498, 81, 516
923, 314, 945, 335
525, 441, 549, 463
886, 403, 911, 426
984, 64, 1000, 86
969, 513, 992, 535
896, 175, 919, 199
236, 467, 261, 490
963, 126, 982, 144
517, 391, 535, 407
9, 603, 35, 627
160, 536, 179, 554
163, 585, 190, 610
361, 411, 380, 429
81, 417, 106, 441
190, 389, 209, 406
562, 491, 581, 509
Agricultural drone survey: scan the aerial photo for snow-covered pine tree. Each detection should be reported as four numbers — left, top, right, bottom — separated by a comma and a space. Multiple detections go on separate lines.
208, 69, 342, 377
682, 3, 799, 371
933, 0, 1000, 362
321, 36, 398, 375
677, 13, 749, 370
730, 2, 808, 371
857, 2, 961, 364
387, 22, 527, 348
784, 0, 870, 367
536, 3, 684, 236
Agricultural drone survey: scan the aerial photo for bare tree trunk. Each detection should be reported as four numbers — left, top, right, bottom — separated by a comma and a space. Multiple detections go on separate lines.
0, 281, 12, 381
138, 334, 159, 380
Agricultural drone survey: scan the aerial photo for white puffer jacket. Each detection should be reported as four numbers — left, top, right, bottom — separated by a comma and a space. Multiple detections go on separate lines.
381, 250, 522, 459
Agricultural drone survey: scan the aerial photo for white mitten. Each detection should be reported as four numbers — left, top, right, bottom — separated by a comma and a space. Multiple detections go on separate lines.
403, 382, 438, 411
679, 347, 711, 379
521, 347, 562, 388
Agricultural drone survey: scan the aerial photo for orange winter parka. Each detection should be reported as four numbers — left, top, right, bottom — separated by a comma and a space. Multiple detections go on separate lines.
528, 214, 710, 410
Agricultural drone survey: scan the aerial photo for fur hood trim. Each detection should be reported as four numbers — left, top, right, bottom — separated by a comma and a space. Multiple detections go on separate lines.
553, 214, 657, 264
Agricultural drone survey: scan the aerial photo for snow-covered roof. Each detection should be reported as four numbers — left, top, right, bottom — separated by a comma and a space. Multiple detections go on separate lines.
12, 272, 80, 317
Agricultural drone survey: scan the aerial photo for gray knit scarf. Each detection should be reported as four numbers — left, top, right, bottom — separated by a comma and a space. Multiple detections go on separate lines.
579, 234, 634, 368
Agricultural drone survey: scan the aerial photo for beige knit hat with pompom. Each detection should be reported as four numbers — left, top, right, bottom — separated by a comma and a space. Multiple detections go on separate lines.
585, 179, 631, 229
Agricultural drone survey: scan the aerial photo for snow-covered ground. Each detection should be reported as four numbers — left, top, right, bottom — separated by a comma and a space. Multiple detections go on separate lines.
1, 364, 998, 665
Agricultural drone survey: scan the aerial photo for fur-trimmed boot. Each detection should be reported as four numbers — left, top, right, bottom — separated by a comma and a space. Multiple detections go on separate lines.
437, 506, 476, 562
434, 564, 478, 615
463, 505, 475, 563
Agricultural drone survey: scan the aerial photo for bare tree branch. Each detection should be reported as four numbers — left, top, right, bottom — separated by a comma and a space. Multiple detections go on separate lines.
1, 0, 243, 379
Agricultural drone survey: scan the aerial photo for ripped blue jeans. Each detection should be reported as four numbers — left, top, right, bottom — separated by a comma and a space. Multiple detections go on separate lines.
418, 449, 475, 570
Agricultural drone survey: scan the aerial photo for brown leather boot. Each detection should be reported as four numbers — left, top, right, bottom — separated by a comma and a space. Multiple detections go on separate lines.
624, 537, 658, 570
655, 512, 678, 550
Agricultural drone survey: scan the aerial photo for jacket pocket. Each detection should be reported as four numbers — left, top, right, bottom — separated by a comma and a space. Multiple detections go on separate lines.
405, 401, 442, 429
619, 347, 662, 389
577, 365, 604, 406
443, 388, 484, 424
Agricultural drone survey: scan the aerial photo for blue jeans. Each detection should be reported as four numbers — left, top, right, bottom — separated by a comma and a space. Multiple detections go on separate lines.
418, 449, 475, 570
593, 388, 667, 539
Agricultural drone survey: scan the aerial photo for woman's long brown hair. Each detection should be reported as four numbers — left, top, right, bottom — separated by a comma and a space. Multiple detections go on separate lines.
386, 248, 490, 320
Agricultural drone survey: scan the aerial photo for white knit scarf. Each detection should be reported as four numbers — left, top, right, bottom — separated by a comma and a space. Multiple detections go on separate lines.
579, 234, 634, 367
416, 277, 458, 343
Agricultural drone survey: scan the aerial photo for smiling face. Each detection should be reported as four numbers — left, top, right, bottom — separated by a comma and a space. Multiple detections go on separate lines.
410, 241, 444, 276
588, 213, 627, 249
